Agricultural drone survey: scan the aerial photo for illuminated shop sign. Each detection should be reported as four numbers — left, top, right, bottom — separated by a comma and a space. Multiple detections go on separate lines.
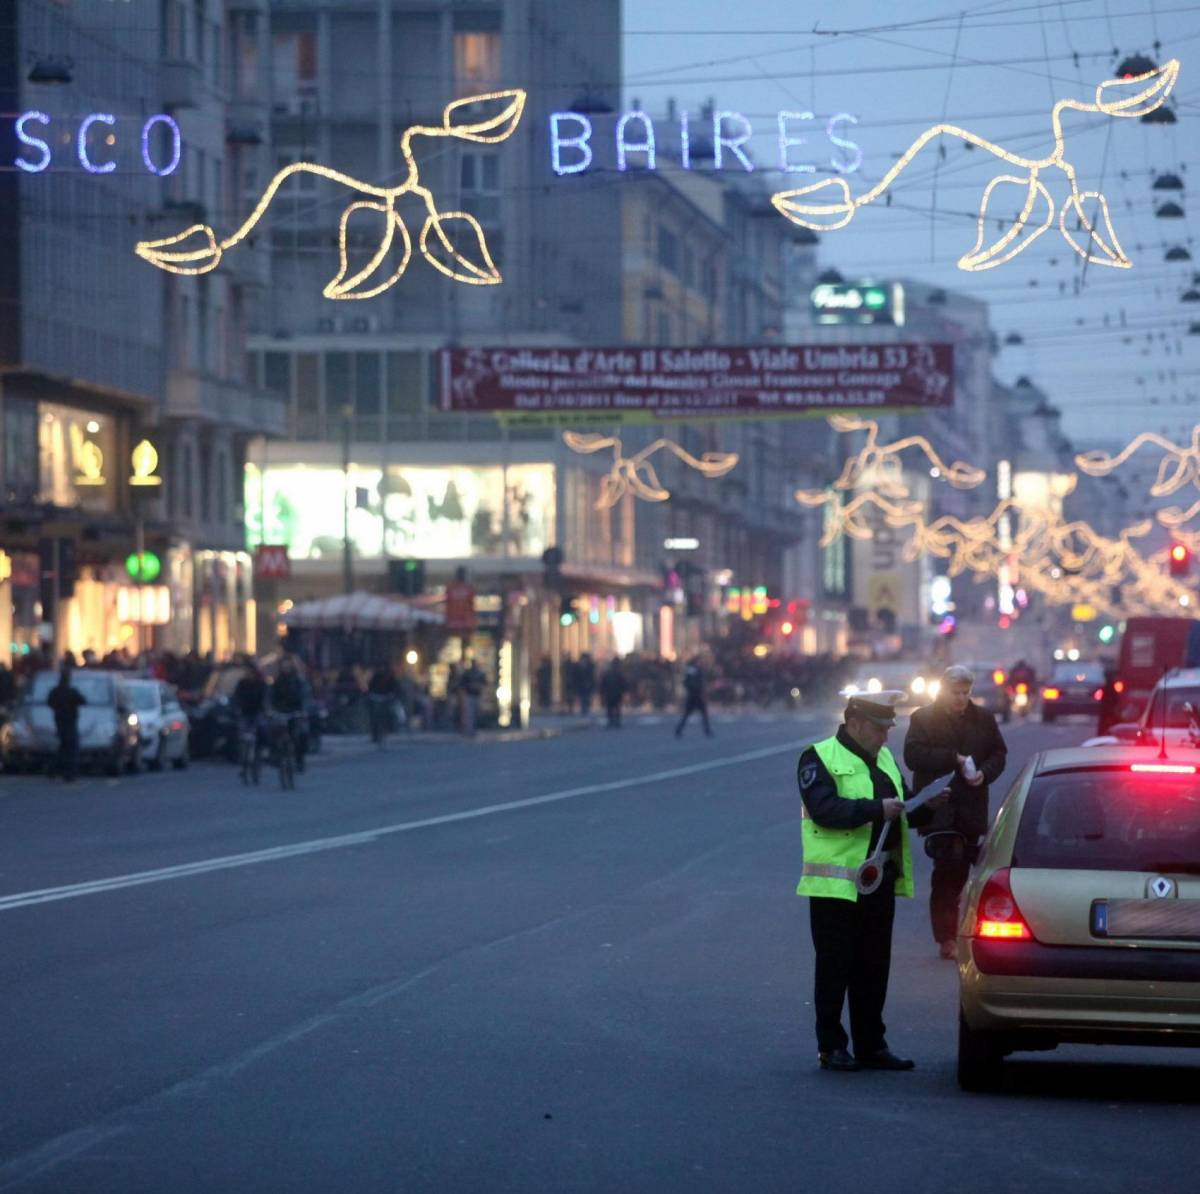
811, 282, 905, 326
14, 111, 182, 175
550, 109, 862, 177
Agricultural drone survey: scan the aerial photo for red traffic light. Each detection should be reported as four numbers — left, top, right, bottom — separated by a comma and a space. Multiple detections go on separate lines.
1171, 544, 1187, 561
1169, 543, 1191, 577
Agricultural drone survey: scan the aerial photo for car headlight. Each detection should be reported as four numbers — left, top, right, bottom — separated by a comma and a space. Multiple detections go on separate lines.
127, 713, 139, 728
911, 675, 927, 695
929, 680, 942, 699
841, 683, 860, 697
866, 677, 882, 694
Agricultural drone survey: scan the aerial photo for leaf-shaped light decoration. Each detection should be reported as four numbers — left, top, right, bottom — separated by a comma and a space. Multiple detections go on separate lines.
625, 458, 671, 503
420, 210, 502, 284
1151, 450, 1195, 497
1059, 191, 1131, 269
958, 173, 1054, 271
771, 177, 856, 231
443, 89, 527, 144
134, 224, 223, 275
563, 431, 615, 456
828, 414, 869, 434
598, 472, 628, 510
1095, 59, 1180, 118
1157, 499, 1200, 528
942, 460, 988, 489
323, 201, 413, 300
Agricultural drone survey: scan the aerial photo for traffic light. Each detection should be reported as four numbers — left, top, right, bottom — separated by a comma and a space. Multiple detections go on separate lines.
387, 558, 425, 596
559, 594, 577, 626
1169, 543, 1191, 578
1098, 623, 1116, 644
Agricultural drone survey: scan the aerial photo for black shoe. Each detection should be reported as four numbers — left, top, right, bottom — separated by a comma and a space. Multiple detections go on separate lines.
818, 1048, 860, 1072
856, 1048, 915, 1071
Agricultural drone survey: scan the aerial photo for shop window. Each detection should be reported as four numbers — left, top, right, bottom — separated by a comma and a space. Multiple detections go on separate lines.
37, 403, 116, 513
3, 396, 38, 503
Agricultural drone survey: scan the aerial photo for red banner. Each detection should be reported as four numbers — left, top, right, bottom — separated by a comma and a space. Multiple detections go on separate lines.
440, 343, 953, 422
444, 581, 477, 633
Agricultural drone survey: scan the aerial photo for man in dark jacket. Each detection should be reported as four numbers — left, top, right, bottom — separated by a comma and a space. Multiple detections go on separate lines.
904, 664, 1008, 959
47, 668, 86, 782
600, 658, 628, 728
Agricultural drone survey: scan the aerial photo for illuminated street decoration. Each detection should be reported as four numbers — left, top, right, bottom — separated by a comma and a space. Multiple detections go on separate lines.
14, 110, 181, 175
549, 108, 863, 177
795, 489, 924, 547
563, 432, 738, 510
773, 61, 1180, 271
1076, 426, 1200, 530
136, 90, 526, 297
129, 440, 163, 487
824, 415, 985, 497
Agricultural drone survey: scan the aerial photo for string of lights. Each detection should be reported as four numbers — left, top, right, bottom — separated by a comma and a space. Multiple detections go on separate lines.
135, 90, 526, 296
562, 432, 739, 510
772, 60, 1181, 271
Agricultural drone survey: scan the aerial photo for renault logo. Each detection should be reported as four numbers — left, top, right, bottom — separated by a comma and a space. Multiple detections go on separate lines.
1148, 876, 1177, 899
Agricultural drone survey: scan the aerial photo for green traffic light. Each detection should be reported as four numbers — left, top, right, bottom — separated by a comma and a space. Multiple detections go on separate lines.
1098, 624, 1115, 644
125, 550, 162, 584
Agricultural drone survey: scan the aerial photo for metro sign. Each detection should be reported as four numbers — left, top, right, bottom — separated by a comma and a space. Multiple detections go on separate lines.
255, 545, 291, 580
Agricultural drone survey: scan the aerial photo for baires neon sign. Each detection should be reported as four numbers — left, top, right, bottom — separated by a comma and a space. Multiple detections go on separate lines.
550, 109, 862, 177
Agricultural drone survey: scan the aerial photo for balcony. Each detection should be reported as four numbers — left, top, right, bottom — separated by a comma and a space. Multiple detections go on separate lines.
162, 58, 202, 110
166, 371, 286, 437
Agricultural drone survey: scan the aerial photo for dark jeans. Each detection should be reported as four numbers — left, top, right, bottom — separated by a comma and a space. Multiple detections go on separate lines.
605, 700, 622, 727
55, 729, 80, 781
929, 849, 975, 944
675, 696, 711, 736
809, 885, 895, 1055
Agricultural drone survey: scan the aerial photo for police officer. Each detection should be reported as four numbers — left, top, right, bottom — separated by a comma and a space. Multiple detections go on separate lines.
797, 691, 943, 1072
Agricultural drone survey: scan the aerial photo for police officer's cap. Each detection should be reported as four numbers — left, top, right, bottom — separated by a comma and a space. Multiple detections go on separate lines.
844, 690, 906, 727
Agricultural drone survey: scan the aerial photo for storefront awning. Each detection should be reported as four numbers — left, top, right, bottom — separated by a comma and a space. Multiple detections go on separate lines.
282, 591, 442, 632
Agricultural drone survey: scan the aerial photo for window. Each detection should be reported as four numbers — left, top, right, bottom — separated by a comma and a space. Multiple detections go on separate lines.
275, 151, 316, 193
325, 353, 352, 434
231, 11, 259, 99
657, 225, 679, 274
181, 444, 194, 518
460, 151, 501, 227
199, 443, 212, 520
217, 452, 228, 523
656, 311, 672, 344
273, 26, 318, 115
263, 352, 290, 398
454, 31, 502, 94
386, 352, 424, 427
354, 352, 381, 441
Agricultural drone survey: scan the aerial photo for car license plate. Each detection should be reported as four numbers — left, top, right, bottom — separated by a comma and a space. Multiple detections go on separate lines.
1092, 900, 1200, 940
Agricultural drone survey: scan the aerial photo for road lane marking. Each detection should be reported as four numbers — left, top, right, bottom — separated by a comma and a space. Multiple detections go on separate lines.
0, 738, 809, 914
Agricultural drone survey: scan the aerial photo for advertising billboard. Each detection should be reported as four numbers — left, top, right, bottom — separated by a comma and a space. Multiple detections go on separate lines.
440, 343, 953, 424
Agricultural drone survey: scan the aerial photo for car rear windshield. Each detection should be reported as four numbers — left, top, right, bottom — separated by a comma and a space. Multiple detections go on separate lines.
1049, 661, 1104, 685
29, 672, 116, 706
1013, 768, 1200, 873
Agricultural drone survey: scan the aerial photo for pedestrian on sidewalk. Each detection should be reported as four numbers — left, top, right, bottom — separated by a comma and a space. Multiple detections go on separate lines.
904, 664, 1007, 960
796, 692, 945, 1072
674, 656, 712, 737
576, 652, 596, 717
47, 667, 86, 782
536, 654, 553, 710
459, 657, 486, 737
601, 657, 628, 728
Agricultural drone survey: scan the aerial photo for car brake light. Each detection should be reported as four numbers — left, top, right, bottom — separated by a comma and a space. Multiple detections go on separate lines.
1042, 687, 1061, 700
1113, 680, 1125, 694
1016, 682, 1028, 695
992, 669, 1006, 685
1130, 763, 1198, 774
973, 868, 1033, 941
1093, 688, 1104, 701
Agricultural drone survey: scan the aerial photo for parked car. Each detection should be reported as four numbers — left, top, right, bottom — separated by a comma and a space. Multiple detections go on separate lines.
182, 665, 246, 761
956, 744, 1200, 1090
1041, 659, 1105, 722
125, 679, 190, 771
1088, 666, 1200, 752
0, 669, 141, 775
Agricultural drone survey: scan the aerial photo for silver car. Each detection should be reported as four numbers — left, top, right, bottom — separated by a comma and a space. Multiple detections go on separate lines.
2, 670, 142, 775
125, 679, 191, 771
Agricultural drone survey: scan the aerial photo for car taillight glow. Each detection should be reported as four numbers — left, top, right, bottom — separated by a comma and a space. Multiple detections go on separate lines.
1016, 682, 1028, 695
1130, 763, 1198, 774
1042, 687, 1061, 700
1114, 680, 1125, 694
973, 868, 1034, 941
992, 669, 1006, 685
1093, 688, 1104, 700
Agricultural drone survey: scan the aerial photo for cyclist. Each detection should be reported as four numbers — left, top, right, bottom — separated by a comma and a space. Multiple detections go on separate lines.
232, 665, 268, 778
270, 655, 309, 772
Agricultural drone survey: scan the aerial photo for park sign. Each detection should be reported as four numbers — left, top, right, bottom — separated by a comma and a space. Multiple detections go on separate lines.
439, 343, 953, 425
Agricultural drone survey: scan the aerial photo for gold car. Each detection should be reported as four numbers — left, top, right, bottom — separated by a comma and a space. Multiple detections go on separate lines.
957, 746, 1200, 1090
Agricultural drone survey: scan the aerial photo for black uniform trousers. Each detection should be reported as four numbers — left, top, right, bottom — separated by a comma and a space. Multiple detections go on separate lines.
809, 882, 895, 1055
929, 850, 974, 945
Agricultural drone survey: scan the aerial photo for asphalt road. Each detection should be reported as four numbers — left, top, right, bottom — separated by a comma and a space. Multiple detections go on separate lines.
1, 709, 1197, 1193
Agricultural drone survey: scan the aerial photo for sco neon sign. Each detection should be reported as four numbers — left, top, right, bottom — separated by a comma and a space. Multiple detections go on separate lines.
550, 109, 862, 177
14, 110, 182, 176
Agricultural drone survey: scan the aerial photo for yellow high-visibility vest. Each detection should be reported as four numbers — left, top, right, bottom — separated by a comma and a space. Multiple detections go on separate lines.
796, 735, 914, 901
